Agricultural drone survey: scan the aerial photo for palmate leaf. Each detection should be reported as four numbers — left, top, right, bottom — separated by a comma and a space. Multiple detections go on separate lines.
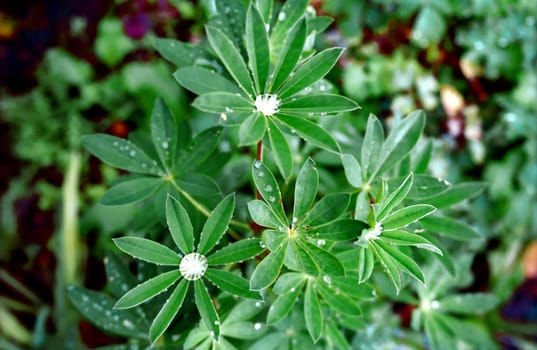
100, 177, 163, 206
250, 240, 288, 290
304, 281, 323, 342
375, 241, 425, 284
113, 237, 181, 265
246, 4, 270, 93
301, 193, 350, 227
174, 66, 242, 95
380, 230, 442, 255
266, 285, 303, 324
204, 269, 261, 300
314, 219, 367, 241
376, 173, 413, 221
293, 158, 319, 220
82, 134, 162, 175
192, 92, 253, 114
114, 270, 181, 309
275, 114, 340, 153
269, 0, 309, 62
381, 204, 436, 230
267, 118, 293, 181
151, 98, 177, 169
149, 279, 189, 343
198, 194, 235, 255
273, 272, 306, 295
279, 94, 360, 116
166, 195, 194, 254
251, 161, 287, 224
194, 280, 220, 340
292, 240, 319, 276
317, 281, 361, 316
176, 126, 224, 174
239, 113, 266, 146
298, 239, 345, 277
248, 199, 284, 229
207, 238, 264, 265
206, 26, 254, 96
277, 48, 344, 99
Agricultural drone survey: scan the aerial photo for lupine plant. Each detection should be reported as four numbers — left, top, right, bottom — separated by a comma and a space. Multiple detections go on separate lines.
69, 0, 498, 348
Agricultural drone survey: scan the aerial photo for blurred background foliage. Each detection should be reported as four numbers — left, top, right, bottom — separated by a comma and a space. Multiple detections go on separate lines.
0, 0, 536, 348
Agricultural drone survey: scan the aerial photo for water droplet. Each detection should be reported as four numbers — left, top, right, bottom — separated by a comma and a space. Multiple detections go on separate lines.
214, 320, 220, 325
122, 319, 134, 329
323, 275, 332, 285
257, 171, 264, 177
431, 300, 440, 309
292, 217, 298, 224
225, 107, 234, 113
264, 185, 273, 192
162, 141, 169, 150
290, 287, 296, 292
269, 196, 276, 202
259, 242, 267, 249
317, 239, 326, 246
129, 150, 136, 157
278, 12, 286, 21
255, 301, 263, 307
254, 160, 262, 169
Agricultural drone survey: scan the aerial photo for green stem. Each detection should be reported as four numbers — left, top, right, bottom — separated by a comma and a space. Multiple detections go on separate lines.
0, 269, 41, 305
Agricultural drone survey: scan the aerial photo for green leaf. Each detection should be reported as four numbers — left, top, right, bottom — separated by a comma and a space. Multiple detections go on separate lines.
174, 67, 242, 95
307, 16, 333, 33
100, 177, 163, 206
436, 314, 498, 349
205, 269, 261, 300
207, 238, 264, 265
357, 247, 375, 283
376, 173, 413, 221
371, 110, 425, 179
113, 237, 180, 265
194, 279, 220, 340
150, 98, 177, 169
417, 182, 486, 209
266, 286, 302, 324
192, 92, 253, 114
302, 193, 350, 227
361, 114, 384, 180
277, 48, 344, 99
313, 219, 367, 241
239, 113, 267, 146
104, 253, 139, 299
293, 158, 319, 220
379, 230, 442, 255
304, 281, 323, 342
82, 134, 161, 175
270, 0, 309, 62
246, 5, 270, 93
438, 293, 499, 315
251, 161, 287, 224
149, 279, 189, 343
375, 241, 425, 284
198, 194, 235, 255
298, 240, 345, 277
66, 286, 147, 339
250, 240, 288, 290
273, 272, 306, 295
317, 281, 361, 316
248, 200, 284, 229
381, 204, 436, 230
422, 233, 456, 276
419, 215, 481, 241
412, 140, 432, 174
423, 313, 457, 350
267, 118, 293, 181
222, 321, 268, 340
206, 26, 254, 96
275, 114, 339, 153
292, 240, 319, 276
176, 126, 224, 173
256, 0, 273, 23
369, 243, 401, 293
355, 191, 370, 221
280, 94, 360, 116
166, 195, 194, 255
269, 18, 307, 91
114, 270, 180, 309
341, 154, 362, 188
153, 37, 209, 67
402, 175, 450, 200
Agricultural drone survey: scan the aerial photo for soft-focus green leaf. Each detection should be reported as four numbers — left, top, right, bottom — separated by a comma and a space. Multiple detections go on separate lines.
149, 279, 189, 343
417, 182, 486, 208
207, 238, 264, 265
420, 215, 481, 241
113, 237, 180, 265
361, 114, 384, 179
114, 270, 180, 309
381, 204, 436, 230
194, 279, 220, 340
153, 37, 209, 67
276, 114, 339, 153
341, 154, 362, 188
438, 293, 499, 315
372, 110, 425, 179
239, 113, 266, 146
251, 161, 287, 224
267, 118, 293, 181
304, 281, 323, 342
174, 67, 242, 95
205, 269, 261, 300
166, 195, 194, 254
377, 173, 413, 221
293, 158, 319, 220
279, 94, 360, 116
151, 98, 177, 169
246, 5, 270, 93
273, 272, 306, 295
222, 321, 267, 340
198, 194, 235, 255
82, 134, 161, 175
206, 26, 254, 96
302, 193, 350, 227
250, 240, 288, 290
100, 177, 163, 206
192, 92, 253, 114
278, 48, 344, 99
